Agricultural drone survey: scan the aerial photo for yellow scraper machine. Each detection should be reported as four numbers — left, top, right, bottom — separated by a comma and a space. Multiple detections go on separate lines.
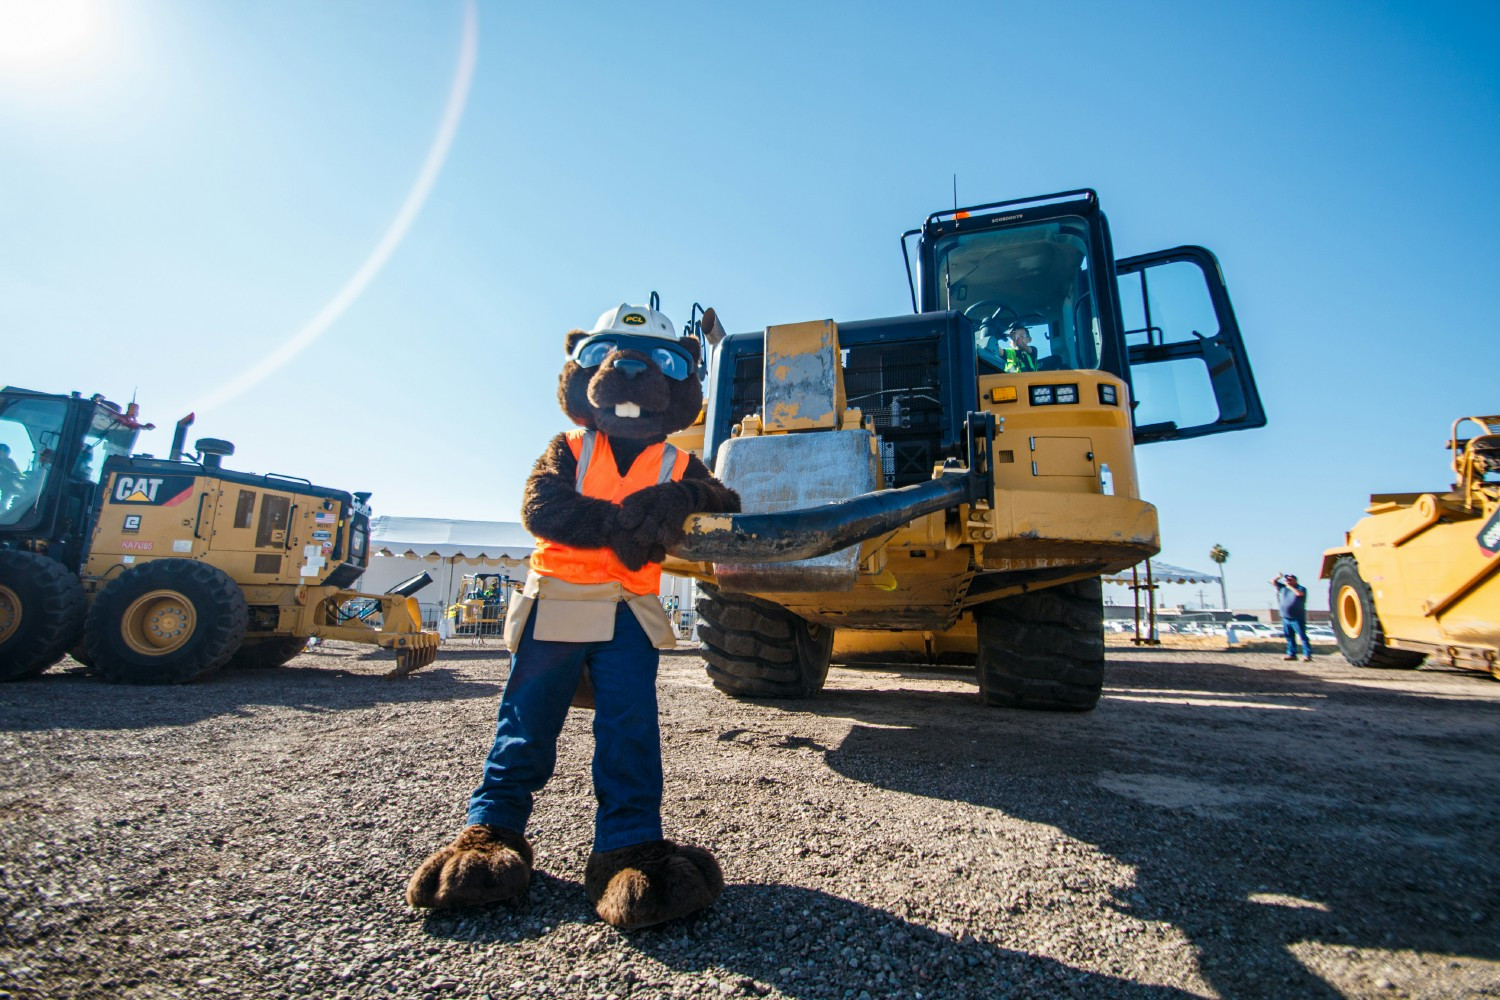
0, 391, 438, 683
665, 189, 1266, 710
1320, 415, 1500, 679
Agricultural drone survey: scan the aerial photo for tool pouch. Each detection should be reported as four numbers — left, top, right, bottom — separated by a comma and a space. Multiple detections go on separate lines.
503, 572, 677, 652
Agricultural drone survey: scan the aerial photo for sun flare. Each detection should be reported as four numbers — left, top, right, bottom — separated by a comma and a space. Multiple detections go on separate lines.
0, 0, 103, 70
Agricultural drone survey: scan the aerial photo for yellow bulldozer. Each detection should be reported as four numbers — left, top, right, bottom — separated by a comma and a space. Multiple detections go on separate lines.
664, 189, 1266, 710
0, 388, 438, 683
1320, 415, 1500, 679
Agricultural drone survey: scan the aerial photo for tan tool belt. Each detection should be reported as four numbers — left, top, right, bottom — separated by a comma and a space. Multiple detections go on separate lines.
504, 571, 677, 652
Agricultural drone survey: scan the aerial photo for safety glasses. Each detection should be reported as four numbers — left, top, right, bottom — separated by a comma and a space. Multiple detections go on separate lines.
571, 334, 696, 381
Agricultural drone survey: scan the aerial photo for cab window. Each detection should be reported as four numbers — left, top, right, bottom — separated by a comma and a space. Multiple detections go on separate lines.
931, 216, 1101, 374
0, 397, 67, 527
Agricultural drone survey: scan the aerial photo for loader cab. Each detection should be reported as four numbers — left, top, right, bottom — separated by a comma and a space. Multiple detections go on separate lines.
0, 387, 143, 566
907, 189, 1265, 443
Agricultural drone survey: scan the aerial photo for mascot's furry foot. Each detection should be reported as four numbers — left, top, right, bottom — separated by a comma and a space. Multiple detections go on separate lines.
585, 840, 724, 930
406, 824, 533, 909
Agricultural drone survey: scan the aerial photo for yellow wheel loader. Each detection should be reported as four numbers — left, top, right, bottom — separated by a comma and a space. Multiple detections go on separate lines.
0, 388, 438, 683
665, 189, 1265, 710
1320, 415, 1500, 679
447, 572, 509, 636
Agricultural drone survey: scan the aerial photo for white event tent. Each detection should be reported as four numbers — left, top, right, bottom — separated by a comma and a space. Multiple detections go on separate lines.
359, 516, 537, 610
358, 515, 698, 616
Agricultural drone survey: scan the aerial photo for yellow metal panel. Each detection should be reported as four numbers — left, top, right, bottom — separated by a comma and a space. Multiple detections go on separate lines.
977, 371, 1138, 498
762, 320, 844, 433
1030, 436, 1096, 477
85, 470, 216, 576
994, 490, 1159, 561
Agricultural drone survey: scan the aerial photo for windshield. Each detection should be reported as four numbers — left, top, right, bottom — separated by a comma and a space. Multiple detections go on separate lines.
931, 216, 1101, 374
0, 397, 68, 527
80, 407, 140, 483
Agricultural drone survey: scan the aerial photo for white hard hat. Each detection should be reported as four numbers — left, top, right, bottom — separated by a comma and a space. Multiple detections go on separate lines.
589, 303, 677, 341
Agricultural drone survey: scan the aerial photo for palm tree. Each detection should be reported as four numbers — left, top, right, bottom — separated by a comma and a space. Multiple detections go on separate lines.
1209, 544, 1229, 610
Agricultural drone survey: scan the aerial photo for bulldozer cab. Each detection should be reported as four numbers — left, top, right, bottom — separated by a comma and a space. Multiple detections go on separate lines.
458, 573, 508, 603
0, 387, 143, 563
907, 189, 1265, 444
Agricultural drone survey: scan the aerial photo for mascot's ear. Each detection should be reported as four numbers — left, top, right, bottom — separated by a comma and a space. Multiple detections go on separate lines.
677, 334, 701, 367
565, 329, 590, 356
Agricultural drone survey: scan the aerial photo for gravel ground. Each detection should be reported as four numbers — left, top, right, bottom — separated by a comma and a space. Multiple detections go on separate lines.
2, 638, 1499, 1000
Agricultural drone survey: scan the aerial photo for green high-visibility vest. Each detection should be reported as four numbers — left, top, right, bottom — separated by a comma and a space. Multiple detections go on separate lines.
1002, 349, 1037, 373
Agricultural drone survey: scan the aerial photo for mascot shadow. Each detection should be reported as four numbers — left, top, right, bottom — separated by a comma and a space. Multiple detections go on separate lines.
0, 649, 501, 733
423, 878, 1198, 999
795, 655, 1500, 999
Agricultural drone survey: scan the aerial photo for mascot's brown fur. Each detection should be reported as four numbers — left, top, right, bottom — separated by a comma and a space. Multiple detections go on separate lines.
407, 313, 739, 930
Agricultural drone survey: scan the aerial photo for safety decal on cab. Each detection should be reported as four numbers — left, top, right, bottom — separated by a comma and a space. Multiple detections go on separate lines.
1478, 507, 1500, 558
110, 475, 196, 506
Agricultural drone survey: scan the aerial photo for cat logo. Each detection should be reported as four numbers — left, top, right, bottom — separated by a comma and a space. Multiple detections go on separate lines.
622, 313, 647, 325
115, 477, 165, 502
112, 475, 195, 506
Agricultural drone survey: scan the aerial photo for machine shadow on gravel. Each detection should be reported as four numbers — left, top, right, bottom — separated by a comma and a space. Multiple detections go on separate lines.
808, 653, 1500, 998
0, 654, 502, 733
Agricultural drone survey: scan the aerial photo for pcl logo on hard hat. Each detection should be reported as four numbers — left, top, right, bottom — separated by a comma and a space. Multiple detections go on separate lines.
622, 313, 647, 325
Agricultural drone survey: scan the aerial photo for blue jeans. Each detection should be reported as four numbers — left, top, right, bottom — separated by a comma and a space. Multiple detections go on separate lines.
467, 602, 663, 852
1284, 618, 1312, 657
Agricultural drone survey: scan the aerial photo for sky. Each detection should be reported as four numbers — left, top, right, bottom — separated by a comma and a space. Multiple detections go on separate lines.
2, 0, 1498, 612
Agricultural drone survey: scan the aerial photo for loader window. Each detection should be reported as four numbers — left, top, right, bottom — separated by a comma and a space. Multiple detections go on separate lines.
79, 408, 139, 484
933, 216, 1101, 375
0, 397, 67, 527
1118, 260, 1220, 348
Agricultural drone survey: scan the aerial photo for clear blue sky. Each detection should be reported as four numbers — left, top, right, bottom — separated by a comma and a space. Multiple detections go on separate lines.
3, 0, 1498, 611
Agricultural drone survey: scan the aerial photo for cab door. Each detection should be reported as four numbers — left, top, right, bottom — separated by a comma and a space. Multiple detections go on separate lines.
1115, 246, 1266, 444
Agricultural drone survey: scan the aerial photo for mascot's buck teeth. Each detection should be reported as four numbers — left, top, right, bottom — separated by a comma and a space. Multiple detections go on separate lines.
615, 402, 641, 418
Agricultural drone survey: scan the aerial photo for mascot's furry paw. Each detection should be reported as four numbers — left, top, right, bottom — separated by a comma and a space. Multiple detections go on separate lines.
585, 840, 724, 930
617, 483, 695, 546
612, 484, 694, 570
405, 825, 533, 909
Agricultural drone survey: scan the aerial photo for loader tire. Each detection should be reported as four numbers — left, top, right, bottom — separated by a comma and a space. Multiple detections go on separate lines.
86, 559, 249, 685
974, 577, 1105, 711
697, 584, 832, 699
1329, 556, 1424, 669
229, 636, 308, 670
0, 550, 86, 681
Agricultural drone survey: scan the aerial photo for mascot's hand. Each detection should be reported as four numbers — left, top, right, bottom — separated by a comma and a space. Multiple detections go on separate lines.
617, 484, 695, 549
611, 534, 666, 572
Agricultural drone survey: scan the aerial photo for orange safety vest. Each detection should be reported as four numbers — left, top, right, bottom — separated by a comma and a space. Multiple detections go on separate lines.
530, 429, 691, 595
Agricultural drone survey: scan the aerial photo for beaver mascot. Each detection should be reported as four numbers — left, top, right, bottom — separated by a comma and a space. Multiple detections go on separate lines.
406, 302, 741, 930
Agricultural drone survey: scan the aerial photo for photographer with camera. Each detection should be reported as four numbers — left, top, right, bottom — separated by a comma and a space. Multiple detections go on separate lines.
1272, 572, 1313, 661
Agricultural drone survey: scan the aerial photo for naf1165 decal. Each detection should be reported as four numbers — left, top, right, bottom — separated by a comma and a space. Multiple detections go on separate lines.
109, 474, 196, 506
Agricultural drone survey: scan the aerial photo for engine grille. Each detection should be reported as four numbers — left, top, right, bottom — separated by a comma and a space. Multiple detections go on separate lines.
723, 338, 946, 488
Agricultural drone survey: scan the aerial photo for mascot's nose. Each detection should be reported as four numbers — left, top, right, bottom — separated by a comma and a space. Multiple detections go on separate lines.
612, 359, 647, 379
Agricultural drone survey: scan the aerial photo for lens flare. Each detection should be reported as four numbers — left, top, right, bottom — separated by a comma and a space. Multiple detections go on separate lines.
0, 0, 102, 69
189, 0, 479, 414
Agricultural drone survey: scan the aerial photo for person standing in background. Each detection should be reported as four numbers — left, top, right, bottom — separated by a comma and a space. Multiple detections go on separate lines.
1273, 573, 1313, 661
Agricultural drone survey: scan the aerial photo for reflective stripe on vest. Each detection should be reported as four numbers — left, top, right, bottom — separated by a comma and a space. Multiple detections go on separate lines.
531, 430, 691, 595
573, 430, 681, 491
